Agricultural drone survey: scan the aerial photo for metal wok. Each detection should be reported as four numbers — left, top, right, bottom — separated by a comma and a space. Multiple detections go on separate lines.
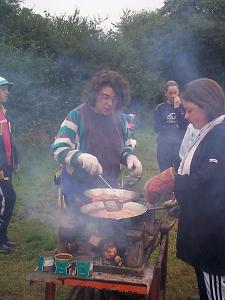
80, 201, 147, 220
82, 188, 167, 220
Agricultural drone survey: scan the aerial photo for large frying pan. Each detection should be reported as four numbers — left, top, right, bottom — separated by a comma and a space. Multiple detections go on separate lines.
80, 201, 147, 220
82, 188, 167, 220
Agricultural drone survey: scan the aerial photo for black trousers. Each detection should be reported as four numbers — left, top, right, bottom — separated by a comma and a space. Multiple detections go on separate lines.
0, 177, 16, 244
157, 139, 181, 172
195, 268, 209, 299
195, 268, 225, 300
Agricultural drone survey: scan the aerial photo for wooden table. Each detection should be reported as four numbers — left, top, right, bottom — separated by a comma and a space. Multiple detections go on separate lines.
26, 224, 173, 300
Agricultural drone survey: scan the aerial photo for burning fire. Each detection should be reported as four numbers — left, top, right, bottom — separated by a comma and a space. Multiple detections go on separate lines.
103, 243, 117, 259
102, 243, 123, 266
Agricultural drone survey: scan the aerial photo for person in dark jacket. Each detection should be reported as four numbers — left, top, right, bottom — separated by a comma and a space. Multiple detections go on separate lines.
0, 76, 19, 253
145, 78, 225, 300
154, 80, 188, 171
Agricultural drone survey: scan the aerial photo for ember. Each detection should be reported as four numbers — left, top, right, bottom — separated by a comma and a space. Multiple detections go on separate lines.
114, 255, 123, 266
103, 243, 117, 259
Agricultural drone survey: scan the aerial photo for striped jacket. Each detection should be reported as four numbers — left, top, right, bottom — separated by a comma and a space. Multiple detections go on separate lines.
51, 103, 134, 181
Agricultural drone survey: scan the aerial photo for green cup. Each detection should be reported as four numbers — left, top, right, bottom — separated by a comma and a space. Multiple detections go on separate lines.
55, 253, 73, 275
37, 255, 44, 272
38, 251, 55, 272
76, 259, 93, 277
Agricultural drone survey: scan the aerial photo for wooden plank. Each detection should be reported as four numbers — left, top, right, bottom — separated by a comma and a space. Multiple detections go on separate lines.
45, 282, 56, 300
26, 263, 154, 297
26, 271, 62, 282
57, 279, 148, 295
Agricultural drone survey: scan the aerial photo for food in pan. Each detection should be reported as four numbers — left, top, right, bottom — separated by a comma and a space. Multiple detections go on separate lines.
92, 191, 129, 203
81, 202, 147, 220
87, 207, 140, 219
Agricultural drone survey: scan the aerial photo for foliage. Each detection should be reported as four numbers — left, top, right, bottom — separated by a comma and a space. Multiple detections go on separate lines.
0, 0, 225, 124
158, 0, 225, 84
1, 1, 224, 297
115, 0, 225, 91
162, 0, 225, 20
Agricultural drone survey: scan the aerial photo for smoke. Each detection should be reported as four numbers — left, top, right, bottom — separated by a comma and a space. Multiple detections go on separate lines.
136, 21, 203, 89
14, 146, 60, 229
172, 51, 200, 85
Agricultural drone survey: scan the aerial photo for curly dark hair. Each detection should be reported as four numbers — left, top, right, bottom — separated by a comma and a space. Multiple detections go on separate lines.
82, 70, 131, 110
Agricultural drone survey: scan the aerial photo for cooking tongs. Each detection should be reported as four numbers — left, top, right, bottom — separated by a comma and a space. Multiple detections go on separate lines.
98, 175, 128, 212
98, 175, 113, 189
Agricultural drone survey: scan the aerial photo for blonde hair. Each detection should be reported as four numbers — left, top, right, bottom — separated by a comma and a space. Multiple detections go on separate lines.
164, 80, 179, 92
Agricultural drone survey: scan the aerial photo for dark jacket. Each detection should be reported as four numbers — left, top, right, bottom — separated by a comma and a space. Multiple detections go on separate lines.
174, 122, 225, 275
154, 102, 188, 143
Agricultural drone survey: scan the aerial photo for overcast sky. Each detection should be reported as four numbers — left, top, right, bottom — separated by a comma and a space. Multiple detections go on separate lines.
21, 0, 165, 29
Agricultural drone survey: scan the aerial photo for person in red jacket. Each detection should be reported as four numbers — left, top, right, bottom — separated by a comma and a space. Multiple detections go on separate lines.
0, 76, 19, 254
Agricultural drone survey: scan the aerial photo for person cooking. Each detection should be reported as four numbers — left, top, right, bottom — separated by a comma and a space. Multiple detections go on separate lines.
145, 78, 225, 300
51, 69, 142, 209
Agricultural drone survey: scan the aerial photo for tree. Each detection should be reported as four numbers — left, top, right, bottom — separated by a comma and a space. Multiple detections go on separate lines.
159, 0, 225, 84
161, 0, 225, 21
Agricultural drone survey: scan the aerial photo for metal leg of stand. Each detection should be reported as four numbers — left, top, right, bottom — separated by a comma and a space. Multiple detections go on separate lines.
45, 282, 56, 300
85, 287, 95, 300
160, 230, 169, 299
147, 223, 174, 300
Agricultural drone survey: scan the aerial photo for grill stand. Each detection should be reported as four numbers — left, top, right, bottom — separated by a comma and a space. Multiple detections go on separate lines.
26, 222, 175, 300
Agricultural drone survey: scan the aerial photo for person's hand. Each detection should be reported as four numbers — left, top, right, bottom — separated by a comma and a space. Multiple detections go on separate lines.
77, 153, 103, 175
0, 169, 4, 181
144, 191, 161, 206
144, 167, 175, 205
174, 96, 181, 108
126, 155, 142, 176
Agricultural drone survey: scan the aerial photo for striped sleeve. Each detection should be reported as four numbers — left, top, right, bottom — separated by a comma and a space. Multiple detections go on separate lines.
120, 114, 134, 165
51, 110, 81, 167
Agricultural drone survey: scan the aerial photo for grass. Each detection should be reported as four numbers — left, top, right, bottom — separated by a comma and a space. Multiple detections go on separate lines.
0, 126, 197, 299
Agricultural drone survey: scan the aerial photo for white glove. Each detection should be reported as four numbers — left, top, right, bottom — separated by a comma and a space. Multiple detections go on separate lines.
126, 155, 142, 177
77, 153, 103, 175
